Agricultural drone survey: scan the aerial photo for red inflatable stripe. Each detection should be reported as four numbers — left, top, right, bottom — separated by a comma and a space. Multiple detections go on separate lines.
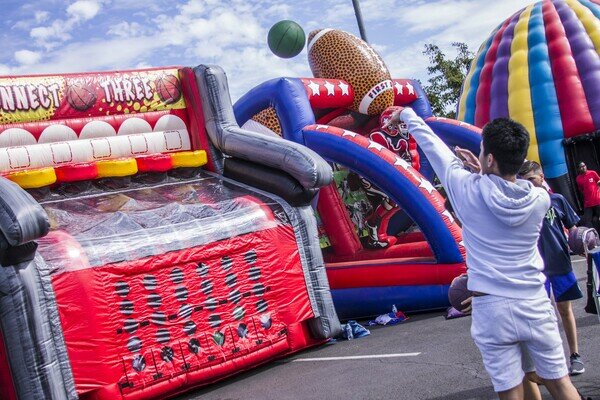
55, 163, 98, 182
326, 261, 465, 288
135, 154, 173, 173
543, 1, 595, 138
474, 17, 513, 127
317, 182, 362, 256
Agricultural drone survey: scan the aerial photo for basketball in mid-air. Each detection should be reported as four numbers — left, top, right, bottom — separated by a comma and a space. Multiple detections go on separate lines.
268, 20, 306, 59
448, 274, 473, 312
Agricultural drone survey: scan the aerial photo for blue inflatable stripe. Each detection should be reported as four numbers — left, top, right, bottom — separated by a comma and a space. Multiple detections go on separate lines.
233, 77, 315, 145
425, 119, 481, 154
331, 284, 450, 320
463, 25, 501, 124
303, 129, 463, 264
409, 79, 433, 119
527, 3, 567, 178
580, 0, 600, 19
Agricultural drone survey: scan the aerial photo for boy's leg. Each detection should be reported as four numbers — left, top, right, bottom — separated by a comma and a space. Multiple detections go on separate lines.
549, 273, 584, 375
519, 296, 578, 399
471, 296, 525, 394
582, 207, 593, 228
498, 384, 524, 400
521, 345, 542, 400
542, 376, 580, 400
522, 377, 542, 400
556, 301, 578, 355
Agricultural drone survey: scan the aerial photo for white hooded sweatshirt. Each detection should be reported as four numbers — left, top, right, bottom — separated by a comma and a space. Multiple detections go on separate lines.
401, 108, 549, 299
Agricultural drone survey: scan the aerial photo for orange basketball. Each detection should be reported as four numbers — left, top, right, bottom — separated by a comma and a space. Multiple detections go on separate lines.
307, 29, 394, 116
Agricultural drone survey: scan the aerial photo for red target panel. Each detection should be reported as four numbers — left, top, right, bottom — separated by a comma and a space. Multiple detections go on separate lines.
50, 225, 314, 399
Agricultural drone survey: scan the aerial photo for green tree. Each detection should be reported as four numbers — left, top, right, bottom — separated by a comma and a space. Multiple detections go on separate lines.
422, 42, 474, 119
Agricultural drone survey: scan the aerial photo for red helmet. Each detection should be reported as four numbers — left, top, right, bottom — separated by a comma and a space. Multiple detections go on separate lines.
380, 106, 408, 137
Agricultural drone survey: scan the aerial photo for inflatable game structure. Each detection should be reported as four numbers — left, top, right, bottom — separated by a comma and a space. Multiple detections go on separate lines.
0, 65, 341, 400
457, 0, 600, 210
234, 29, 482, 319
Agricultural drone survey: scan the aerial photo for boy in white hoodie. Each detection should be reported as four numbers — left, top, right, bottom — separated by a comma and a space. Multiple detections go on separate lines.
384, 107, 580, 400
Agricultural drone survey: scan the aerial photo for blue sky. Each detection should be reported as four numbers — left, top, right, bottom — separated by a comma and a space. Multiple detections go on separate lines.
1, 0, 533, 100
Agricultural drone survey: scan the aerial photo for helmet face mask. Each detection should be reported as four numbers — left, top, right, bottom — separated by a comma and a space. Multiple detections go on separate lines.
379, 106, 409, 138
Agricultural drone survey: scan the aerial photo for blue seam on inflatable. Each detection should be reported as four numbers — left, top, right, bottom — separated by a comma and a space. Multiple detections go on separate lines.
233, 77, 316, 145
408, 79, 433, 119
528, 3, 567, 178
303, 129, 463, 264
580, 0, 600, 19
331, 284, 450, 318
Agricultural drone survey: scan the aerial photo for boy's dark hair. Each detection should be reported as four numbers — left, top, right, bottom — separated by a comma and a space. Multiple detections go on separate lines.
482, 118, 530, 176
518, 160, 542, 177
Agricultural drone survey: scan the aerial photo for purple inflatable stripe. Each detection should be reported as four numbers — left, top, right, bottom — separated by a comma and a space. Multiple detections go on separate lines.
554, 0, 600, 129
489, 12, 521, 119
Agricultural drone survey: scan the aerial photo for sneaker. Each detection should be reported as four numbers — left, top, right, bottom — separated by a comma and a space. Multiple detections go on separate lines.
570, 353, 585, 375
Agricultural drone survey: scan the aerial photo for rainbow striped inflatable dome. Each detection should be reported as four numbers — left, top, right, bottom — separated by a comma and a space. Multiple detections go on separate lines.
457, 0, 600, 205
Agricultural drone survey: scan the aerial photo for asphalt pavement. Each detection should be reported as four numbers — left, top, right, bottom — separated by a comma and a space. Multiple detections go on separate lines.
179, 257, 600, 400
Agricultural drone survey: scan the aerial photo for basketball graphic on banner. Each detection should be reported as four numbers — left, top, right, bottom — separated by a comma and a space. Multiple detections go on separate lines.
154, 74, 181, 104
66, 80, 97, 111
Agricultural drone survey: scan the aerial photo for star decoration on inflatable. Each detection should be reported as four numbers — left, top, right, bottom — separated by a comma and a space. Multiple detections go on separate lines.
307, 81, 320, 96
367, 141, 385, 152
406, 82, 414, 95
418, 177, 435, 194
323, 81, 335, 96
338, 81, 349, 95
342, 130, 357, 138
393, 157, 410, 170
394, 82, 403, 94
442, 210, 455, 224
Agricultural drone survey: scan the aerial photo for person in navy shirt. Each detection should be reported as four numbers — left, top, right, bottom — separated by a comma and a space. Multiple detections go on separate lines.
519, 161, 585, 376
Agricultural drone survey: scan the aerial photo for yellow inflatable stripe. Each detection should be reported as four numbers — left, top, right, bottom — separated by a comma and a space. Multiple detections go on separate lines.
508, 5, 540, 164
171, 150, 208, 168
6, 167, 57, 189
96, 158, 138, 178
566, 0, 600, 54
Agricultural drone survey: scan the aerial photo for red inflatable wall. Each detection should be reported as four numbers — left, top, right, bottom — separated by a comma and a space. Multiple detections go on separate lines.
47, 222, 316, 399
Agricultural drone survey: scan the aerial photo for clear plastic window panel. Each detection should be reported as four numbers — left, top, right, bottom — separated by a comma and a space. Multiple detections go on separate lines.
38, 171, 291, 272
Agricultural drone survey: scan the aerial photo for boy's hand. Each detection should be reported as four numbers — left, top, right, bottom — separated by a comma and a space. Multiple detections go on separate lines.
381, 106, 405, 131
455, 146, 481, 173
461, 296, 473, 314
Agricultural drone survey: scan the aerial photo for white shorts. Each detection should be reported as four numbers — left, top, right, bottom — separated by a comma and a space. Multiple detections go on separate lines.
471, 294, 568, 392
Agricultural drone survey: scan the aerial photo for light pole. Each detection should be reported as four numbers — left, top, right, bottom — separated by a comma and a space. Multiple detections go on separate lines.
352, 0, 368, 43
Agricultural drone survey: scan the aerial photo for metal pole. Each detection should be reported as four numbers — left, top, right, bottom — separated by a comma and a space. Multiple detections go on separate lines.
352, 0, 368, 43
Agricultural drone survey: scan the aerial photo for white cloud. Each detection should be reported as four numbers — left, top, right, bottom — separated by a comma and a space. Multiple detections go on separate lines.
29, 0, 103, 49
107, 21, 146, 38
34, 11, 50, 23
30, 21, 74, 49
67, 0, 101, 21
14, 50, 42, 65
